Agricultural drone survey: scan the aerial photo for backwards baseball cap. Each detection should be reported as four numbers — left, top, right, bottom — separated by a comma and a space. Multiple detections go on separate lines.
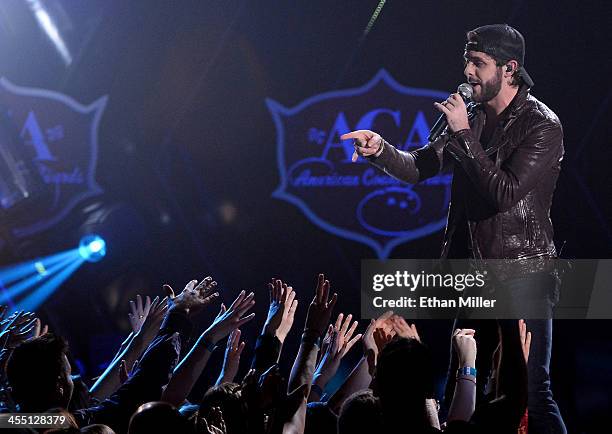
465, 24, 534, 88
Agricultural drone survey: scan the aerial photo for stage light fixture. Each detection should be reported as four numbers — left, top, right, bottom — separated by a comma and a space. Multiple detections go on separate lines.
78, 235, 106, 262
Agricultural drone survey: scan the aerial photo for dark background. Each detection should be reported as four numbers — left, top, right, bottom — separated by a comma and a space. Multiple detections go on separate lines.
0, 1, 610, 432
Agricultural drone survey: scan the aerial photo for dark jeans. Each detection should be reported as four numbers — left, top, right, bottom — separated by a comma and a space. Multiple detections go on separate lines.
444, 272, 567, 434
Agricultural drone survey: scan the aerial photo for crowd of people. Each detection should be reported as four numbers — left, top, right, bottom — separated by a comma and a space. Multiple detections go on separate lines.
0, 274, 532, 433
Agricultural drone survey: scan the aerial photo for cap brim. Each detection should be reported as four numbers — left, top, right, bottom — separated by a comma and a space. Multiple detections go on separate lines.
518, 66, 534, 88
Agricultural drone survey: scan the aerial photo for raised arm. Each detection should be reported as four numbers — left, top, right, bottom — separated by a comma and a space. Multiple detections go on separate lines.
288, 274, 336, 393
90, 296, 167, 400
108, 294, 154, 365
341, 129, 446, 183
325, 311, 395, 413
161, 288, 255, 406
251, 278, 298, 373
215, 329, 246, 385
309, 313, 361, 402
447, 328, 478, 423
74, 289, 196, 432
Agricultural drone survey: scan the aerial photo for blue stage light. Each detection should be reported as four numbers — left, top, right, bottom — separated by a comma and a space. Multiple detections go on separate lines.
78, 235, 106, 262
0, 250, 77, 287
0, 253, 77, 303
16, 258, 84, 313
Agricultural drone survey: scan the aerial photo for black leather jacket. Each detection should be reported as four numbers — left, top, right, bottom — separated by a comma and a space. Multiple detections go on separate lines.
370, 85, 563, 260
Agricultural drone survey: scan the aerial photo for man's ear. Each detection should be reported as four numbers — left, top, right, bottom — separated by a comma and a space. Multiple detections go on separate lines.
504, 60, 519, 79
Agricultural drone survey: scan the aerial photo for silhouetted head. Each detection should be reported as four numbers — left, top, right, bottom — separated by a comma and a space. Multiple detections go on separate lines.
6, 334, 74, 412
199, 383, 248, 434
338, 390, 382, 434
128, 401, 193, 434
43, 407, 79, 432
305, 402, 337, 434
80, 424, 116, 434
373, 337, 434, 426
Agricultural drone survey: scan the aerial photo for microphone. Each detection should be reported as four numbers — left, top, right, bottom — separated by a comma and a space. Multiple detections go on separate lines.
427, 83, 473, 142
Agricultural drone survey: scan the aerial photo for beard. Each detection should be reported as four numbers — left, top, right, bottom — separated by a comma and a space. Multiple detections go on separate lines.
473, 68, 503, 103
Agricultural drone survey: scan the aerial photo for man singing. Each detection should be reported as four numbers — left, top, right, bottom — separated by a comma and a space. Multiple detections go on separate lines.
342, 24, 566, 433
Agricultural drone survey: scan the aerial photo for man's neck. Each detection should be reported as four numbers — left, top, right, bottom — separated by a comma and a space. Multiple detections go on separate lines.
484, 85, 520, 119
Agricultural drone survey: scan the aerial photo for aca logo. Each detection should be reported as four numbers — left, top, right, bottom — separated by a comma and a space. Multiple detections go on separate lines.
267, 69, 452, 258
0, 78, 107, 237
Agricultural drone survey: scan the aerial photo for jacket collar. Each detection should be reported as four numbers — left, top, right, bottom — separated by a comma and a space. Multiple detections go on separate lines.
500, 83, 530, 125
473, 83, 529, 114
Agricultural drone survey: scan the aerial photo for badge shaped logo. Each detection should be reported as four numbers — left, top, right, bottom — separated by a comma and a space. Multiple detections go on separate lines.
267, 70, 452, 258
0, 78, 107, 237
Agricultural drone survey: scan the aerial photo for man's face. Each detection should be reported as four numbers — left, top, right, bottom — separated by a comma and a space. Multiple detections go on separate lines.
463, 50, 503, 103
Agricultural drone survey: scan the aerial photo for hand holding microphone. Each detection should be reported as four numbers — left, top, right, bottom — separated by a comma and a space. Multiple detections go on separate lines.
429, 83, 473, 142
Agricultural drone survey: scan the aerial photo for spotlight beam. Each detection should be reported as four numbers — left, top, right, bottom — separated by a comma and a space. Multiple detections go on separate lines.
0, 234, 106, 310
0, 249, 78, 287
16, 258, 84, 313
26, 0, 72, 65
0, 254, 78, 303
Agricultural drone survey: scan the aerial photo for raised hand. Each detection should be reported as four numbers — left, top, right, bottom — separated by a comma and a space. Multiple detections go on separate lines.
264, 279, 298, 343
128, 295, 152, 333
136, 296, 169, 343
518, 319, 532, 363
362, 310, 393, 357
203, 290, 255, 345
164, 276, 219, 316
1, 311, 35, 334
390, 315, 420, 341
217, 329, 246, 384
200, 406, 227, 434
32, 317, 48, 338
340, 130, 384, 162
332, 313, 361, 357
313, 330, 341, 390
373, 327, 395, 354
313, 323, 359, 393
304, 274, 337, 336
3, 317, 48, 348
362, 311, 393, 376
453, 328, 477, 367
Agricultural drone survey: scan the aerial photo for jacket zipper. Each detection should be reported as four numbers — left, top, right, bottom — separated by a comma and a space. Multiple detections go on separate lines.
518, 199, 535, 247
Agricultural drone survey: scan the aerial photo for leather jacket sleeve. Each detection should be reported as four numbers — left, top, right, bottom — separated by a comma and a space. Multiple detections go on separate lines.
368, 135, 447, 183
445, 119, 563, 212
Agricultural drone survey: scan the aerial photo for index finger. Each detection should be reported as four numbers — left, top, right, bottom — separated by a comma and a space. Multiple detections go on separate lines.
321, 279, 330, 304
316, 274, 325, 303
237, 312, 256, 327
449, 93, 464, 102
340, 130, 373, 141
434, 102, 452, 116
232, 329, 241, 348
